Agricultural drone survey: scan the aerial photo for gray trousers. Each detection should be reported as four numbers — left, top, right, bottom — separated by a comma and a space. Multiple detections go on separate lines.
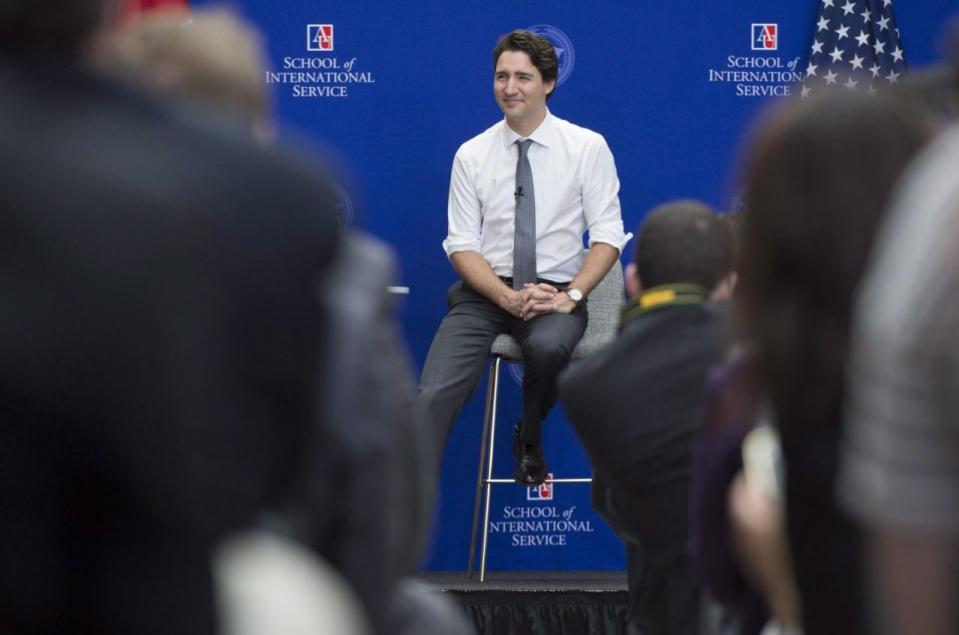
418, 280, 587, 455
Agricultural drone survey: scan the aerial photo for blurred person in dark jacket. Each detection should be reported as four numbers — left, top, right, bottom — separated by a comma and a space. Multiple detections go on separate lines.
0, 1, 340, 633
93, 12, 466, 633
560, 200, 736, 635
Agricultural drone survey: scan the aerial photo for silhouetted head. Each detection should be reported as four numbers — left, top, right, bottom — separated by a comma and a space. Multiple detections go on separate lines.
0, 0, 105, 54
628, 199, 736, 299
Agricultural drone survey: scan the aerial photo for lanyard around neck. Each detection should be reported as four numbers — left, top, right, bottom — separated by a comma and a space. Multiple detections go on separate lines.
620, 283, 710, 327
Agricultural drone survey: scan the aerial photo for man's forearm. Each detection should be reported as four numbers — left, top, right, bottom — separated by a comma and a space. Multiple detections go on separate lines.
450, 250, 513, 309
569, 243, 620, 296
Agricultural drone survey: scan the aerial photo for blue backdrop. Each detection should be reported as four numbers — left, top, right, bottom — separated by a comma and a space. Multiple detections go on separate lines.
196, 0, 957, 571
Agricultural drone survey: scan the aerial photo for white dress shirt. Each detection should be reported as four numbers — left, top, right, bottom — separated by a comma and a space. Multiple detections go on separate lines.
443, 110, 631, 283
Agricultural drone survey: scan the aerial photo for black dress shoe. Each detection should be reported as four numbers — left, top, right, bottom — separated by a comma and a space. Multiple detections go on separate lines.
512, 429, 548, 486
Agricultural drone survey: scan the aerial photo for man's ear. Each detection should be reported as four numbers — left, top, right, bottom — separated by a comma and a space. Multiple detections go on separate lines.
711, 271, 738, 301
625, 263, 642, 299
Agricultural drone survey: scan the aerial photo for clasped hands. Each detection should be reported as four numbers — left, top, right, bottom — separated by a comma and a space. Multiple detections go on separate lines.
504, 283, 576, 321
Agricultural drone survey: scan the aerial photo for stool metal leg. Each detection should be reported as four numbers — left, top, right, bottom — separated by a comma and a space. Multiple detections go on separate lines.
468, 355, 499, 577
478, 356, 503, 582
467, 355, 593, 581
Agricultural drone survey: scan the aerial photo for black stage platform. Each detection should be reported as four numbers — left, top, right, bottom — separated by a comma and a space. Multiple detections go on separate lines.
418, 571, 630, 634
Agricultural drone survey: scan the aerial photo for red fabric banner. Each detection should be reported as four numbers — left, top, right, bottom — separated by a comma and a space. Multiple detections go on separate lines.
116, 0, 190, 24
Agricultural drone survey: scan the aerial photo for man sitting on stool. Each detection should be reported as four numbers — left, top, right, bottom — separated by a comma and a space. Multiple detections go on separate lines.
417, 29, 630, 485
419, 31, 629, 485
560, 201, 736, 634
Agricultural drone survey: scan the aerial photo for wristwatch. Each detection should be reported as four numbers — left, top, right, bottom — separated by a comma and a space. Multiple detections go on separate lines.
565, 287, 583, 304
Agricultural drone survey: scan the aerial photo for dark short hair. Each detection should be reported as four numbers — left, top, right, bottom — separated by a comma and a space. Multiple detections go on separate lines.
0, 0, 103, 53
634, 200, 734, 289
492, 30, 559, 99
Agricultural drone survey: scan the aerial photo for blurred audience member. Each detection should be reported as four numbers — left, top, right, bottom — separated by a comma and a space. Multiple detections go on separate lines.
838, 125, 959, 635
93, 12, 465, 633
0, 1, 340, 634
290, 234, 466, 635
214, 530, 371, 635
733, 91, 929, 634
561, 200, 736, 635
692, 351, 780, 635
92, 7, 276, 143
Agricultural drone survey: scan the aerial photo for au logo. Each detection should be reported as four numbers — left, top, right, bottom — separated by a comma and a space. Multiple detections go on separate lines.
728, 186, 745, 215
751, 23, 777, 51
526, 25, 575, 86
307, 24, 334, 52
331, 182, 354, 227
527, 475, 554, 500
508, 361, 524, 388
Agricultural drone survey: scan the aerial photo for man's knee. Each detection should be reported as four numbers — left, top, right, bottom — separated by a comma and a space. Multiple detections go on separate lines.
523, 334, 575, 372
417, 361, 481, 433
416, 380, 449, 416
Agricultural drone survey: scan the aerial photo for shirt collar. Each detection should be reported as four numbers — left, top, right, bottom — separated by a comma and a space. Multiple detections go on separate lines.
501, 109, 555, 150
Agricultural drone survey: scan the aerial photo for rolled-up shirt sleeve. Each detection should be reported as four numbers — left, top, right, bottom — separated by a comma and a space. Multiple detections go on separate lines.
442, 151, 482, 258
581, 136, 632, 253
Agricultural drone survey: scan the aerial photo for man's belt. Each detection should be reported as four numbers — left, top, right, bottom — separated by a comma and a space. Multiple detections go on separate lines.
499, 276, 571, 289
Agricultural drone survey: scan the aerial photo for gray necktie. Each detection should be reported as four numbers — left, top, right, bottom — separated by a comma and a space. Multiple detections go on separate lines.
512, 139, 536, 290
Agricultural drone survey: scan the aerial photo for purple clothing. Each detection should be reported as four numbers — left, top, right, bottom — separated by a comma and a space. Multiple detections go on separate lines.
690, 355, 768, 635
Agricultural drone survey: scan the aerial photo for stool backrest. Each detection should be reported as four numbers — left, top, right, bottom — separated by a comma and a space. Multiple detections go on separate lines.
572, 257, 625, 359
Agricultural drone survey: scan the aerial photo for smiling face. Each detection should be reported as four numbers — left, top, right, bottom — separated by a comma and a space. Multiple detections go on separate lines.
494, 50, 555, 134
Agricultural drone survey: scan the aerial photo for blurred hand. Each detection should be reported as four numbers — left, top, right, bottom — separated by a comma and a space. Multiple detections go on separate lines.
728, 473, 801, 630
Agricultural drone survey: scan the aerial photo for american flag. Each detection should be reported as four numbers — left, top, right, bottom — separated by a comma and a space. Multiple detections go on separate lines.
801, 0, 906, 98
